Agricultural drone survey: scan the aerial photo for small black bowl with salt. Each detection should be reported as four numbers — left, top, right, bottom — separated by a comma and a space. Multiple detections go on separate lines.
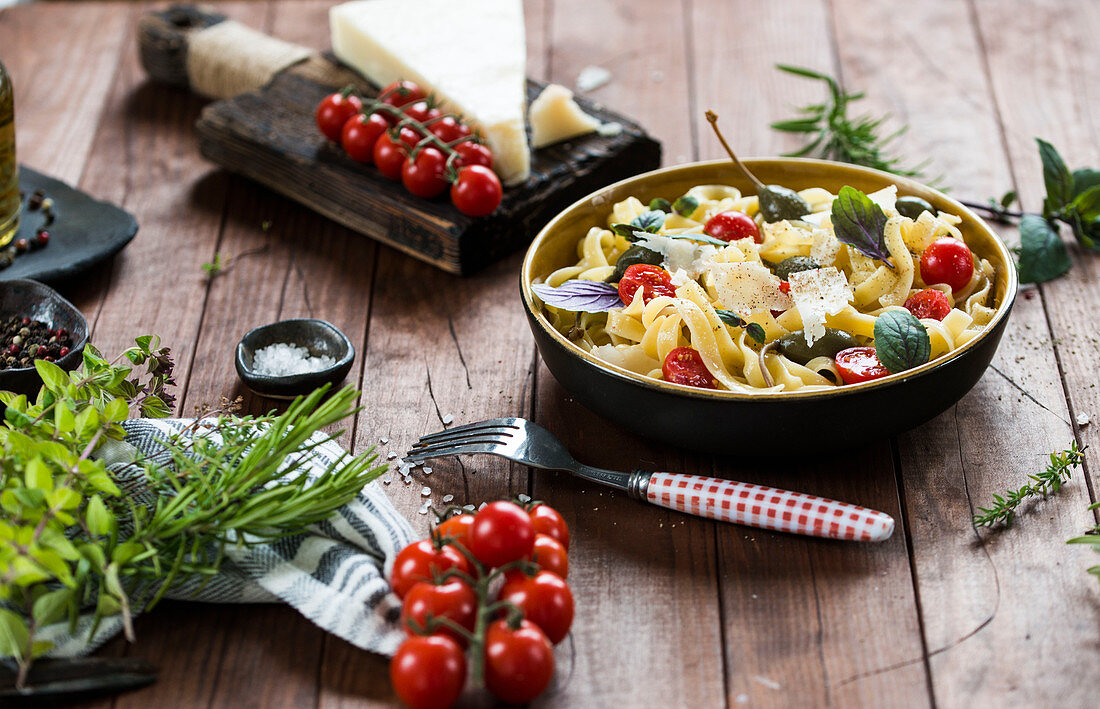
235, 319, 355, 400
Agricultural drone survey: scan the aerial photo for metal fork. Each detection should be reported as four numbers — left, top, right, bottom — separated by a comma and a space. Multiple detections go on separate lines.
405, 418, 894, 542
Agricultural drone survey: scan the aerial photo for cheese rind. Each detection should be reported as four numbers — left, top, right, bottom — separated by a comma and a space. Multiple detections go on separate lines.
529, 84, 601, 149
330, 0, 530, 185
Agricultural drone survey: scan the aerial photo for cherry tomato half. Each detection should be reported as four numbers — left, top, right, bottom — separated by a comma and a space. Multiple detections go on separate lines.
380, 80, 427, 109
467, 501, 535, 568
704, 210, 761, 243
316, 92, 362, 142
498, 571, 574, 645
662, 347, 717, 389
429, 115, 473, 143
618, 264, 676, 306
401, 579, 477, 643
834, 346, 890, 385
528, 534, 569, 579
390, 539, 471, 599
390, 634, 466, 709
904, 288, 952, 321
341, 112, 389, 163
528, 504, 569, 549
436, 514, 475, 546
450, 165, 503, 217
452, 141, 493, 170
402, 147, 450, 199
373, 132, 408, 181
920, 237, 974, 293
484, 619, 555, 704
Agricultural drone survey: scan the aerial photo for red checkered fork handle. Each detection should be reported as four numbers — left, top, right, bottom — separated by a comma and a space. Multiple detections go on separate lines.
644, 472, 895, 542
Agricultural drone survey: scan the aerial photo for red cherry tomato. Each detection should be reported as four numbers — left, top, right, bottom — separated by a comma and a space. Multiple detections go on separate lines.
834, 346, 891, 384
467, 501, 535, 567
316, 92, 363, 142
920, 237, 974, 293
402, 100, 441, 124
904, 288, 952, 321
528, 504, 569, 549
401, 579, 478, 642
397, 125, 425, 150
340, 112, 389, 163
436, 514, 474, 546
499, 571, 574, 645
373, 132, 408, 180
450, 165, 503, 217
662, 347, 717, 389
402, 147, 450, 199
429, 115, 473, 143
528, 534, 569, 579
452, 141, 493, 169
704, 210, 761, 243
617, 264, 676, 305
390, 635, 466, 709
390, 539, 470, 599
483, 619, 555, 704
380, 80, 427, 109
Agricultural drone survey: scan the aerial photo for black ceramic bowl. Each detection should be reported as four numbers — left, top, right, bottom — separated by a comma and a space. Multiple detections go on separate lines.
0, 279, 89, 397
235, 319, 355, 400
521, 159, 1017, 455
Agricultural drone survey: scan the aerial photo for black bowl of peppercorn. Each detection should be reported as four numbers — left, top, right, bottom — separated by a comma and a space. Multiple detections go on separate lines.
0, 279, 88, 396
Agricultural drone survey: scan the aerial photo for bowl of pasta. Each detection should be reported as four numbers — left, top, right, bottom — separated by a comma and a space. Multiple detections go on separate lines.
521, 158, 1016, 454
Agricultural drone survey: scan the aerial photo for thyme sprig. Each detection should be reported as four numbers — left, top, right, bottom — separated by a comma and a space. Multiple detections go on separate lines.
972, 442, 1086, 528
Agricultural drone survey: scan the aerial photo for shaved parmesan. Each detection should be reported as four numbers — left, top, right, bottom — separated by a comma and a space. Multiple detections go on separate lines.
800, 211, 831, 227
708, 261, 792, 315
788, 267, 853, 346
811, 227, 842, 266
867, 185, 898, 213
635, 233, 719, 278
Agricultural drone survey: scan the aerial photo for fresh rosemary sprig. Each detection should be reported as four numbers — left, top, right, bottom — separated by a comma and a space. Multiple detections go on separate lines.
972, 442, 1086, 528
770, 64, 931, 180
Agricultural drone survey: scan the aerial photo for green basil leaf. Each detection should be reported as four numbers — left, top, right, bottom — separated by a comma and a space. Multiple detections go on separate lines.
1070, 184, 1100, 223
1037, 138, 1074, 214
610, 223, 639, 239
1000, 190, 1018, 210
874, 310, 930, 373
630, 210, 665, 233
715, 309, 746, 328
648, 198, 672, 212
1016, 214, 1072, 283
1072, 168, 1100, 198
672, 195, 699, 217
830, 186, 892, 266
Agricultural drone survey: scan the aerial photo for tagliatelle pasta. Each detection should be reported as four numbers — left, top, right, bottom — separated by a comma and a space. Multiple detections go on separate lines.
533, 183, 998, 392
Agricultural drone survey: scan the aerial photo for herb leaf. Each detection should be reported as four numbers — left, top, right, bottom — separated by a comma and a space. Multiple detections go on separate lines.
672, 195, 699, 217
715, 310, 766, 343
973, 442, 1085, 528
830, 186, 893, 266
532, 280, 622, 312
649, 198, 672, 212
631, 210, 665, 233
1038, 138, 1075, 215
1016, 214, 1072, 283
873, 310, 930, 373
1072, 168, 1100, 197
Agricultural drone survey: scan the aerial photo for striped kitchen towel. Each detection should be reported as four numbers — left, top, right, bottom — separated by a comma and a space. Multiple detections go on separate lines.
39, 418, 417, 659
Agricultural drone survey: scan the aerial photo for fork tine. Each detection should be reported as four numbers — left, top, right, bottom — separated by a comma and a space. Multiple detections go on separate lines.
413, 427, 517, 448
408, 435, 509, 455
403, 442, 504, 463
416, 418, 521, 443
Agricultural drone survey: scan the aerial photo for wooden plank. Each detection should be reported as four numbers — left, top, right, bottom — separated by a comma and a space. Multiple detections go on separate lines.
689, 2, 931, 706
830, 0, 1099, 706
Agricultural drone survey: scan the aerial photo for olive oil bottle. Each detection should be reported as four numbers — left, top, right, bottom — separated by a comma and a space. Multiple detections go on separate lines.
0, 60, 18, 247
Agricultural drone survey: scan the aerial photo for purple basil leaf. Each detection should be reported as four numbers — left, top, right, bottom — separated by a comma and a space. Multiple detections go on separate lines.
532, 280, 623, 312
830, 185, 894, 268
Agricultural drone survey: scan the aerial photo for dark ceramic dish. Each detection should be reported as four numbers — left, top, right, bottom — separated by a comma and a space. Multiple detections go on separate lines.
235, 319, 355, 400
521, 159, 1017, 455
0, 279, 89, 397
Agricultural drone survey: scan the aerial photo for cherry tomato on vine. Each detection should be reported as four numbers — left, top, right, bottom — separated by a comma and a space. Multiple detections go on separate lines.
450, 165, 503, 217
528, 504, 569, 549
397, 125, 426, 150
528, 534, 569, 579
402, 147, 450, 198
402, 100, 442, 124
390, 634, 466, 709
428, 115, 473, 143
373, 132, 408, 181
498, 570, 574, 645
452, 141, 493, 170
483, 619, 555, 704
380, 80, 427, 109
618, 264, 676, 306
316, 92, 362, 142
662, 347, 717, 389
920, 237, 974, 293
704, 210, 761, 243
401, 579, 477, 643
467, 501, 535, 567
340, 112, 389, 163
436, 514, 474, 546
390, 539, 470, 599
904, 288, 952, 321
834, 346, 890, 384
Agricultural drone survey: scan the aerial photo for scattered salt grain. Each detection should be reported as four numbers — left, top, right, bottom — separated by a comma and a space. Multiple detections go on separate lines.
423, 466, 433, 475
382, 477, 391, 485
463, 504, 476, 512
1077, 413, 1091, 427
387, 452, 398, 460
736, 694, 749, 704
380, 437, 389, 444
651, 70, 665, 83
418, 500, 431, 515
753, 676, 782, 691
596, 122, 622, 137
422, 487, 431, 497
251, 342, 335, 377
443, 494, 454, 503
442, 413, 455, 425
576, 65, 612, 91
478, 502, 488, 511
517, 493, 532, 503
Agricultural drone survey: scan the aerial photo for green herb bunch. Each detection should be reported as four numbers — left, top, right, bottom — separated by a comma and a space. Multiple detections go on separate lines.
1067, 501, 1100, 583
972, 441, 1085, 528
0, 337, 382, 687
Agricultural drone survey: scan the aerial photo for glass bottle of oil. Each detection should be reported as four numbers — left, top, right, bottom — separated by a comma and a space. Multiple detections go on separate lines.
0, 60, 18, 247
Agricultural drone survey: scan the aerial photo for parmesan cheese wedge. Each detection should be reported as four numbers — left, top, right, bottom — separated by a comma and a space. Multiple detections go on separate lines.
330, 0, 530, 185
788, 267, 853, 346
708, 261, 792, 315
529, 84, 602, 148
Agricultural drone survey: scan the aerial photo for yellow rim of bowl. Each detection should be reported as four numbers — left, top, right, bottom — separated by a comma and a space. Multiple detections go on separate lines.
521, 157, 1018, 401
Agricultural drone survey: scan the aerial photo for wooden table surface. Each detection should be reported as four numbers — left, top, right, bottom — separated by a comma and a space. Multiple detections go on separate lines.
3, 0, 1099, 706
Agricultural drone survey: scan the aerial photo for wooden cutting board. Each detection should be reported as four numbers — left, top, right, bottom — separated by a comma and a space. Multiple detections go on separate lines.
138, 5, 661, 275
